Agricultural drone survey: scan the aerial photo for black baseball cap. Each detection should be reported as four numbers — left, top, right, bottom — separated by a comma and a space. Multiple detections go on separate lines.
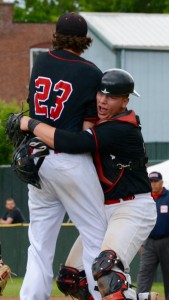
56, 12, 88, 37
149, 171, 163, 181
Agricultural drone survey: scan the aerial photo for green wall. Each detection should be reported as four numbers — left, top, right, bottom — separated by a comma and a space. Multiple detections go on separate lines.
0, 224, 163, 282
0, 224, 79, 277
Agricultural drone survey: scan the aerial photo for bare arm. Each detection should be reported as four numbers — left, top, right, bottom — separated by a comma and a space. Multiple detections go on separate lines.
20, 116, 55, 149
0, 217, 13, 224
82, 121, 95, 130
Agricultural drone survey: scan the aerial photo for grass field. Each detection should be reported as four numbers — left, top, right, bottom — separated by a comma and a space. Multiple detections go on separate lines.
3, 278, 62, 297
2, 278, 165, 298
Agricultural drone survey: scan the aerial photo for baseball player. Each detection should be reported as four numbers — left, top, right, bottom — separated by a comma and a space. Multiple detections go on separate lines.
20, 68, 157, 300
19, 12, 107, 300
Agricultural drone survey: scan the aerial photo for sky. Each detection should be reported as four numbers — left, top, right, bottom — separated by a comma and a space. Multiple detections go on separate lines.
3, 0, 25, 7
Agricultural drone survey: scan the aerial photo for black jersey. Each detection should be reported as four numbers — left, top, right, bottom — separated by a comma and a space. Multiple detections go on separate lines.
29, 49, 102, 132
54, 110, 151, 200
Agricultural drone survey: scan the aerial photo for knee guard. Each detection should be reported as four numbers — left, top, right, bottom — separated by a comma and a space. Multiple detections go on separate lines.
92, 250, 124, 281
92, 250, 127, 299
56, 265, 94, 300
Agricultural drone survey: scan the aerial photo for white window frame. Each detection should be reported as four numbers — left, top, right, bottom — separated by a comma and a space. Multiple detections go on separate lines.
30, 48, 49, 73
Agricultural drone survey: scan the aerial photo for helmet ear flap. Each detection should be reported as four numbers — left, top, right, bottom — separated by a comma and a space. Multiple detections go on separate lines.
12, 137, 49, 189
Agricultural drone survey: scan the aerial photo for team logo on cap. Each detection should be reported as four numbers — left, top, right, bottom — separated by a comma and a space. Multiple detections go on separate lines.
101, 88, 110, 94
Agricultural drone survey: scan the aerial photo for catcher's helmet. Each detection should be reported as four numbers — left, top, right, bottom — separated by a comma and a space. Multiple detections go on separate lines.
98, 68, 140, 97
12, 137, 49, 189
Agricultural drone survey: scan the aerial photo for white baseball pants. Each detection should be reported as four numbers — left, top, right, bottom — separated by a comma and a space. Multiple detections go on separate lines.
20, 151, 107, 300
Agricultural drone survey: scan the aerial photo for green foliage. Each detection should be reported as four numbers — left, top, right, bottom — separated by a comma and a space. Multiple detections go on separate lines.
0, 99, 29, 165
14, 0, 79, 22
78, 0, 168, 13
13, 0, 169, 22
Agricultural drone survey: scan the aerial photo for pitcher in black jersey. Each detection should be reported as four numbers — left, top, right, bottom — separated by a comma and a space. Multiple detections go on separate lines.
20, 12, 107, 300
20, 69, 157, 300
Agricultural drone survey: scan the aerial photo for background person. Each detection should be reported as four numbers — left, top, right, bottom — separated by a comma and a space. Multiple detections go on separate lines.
0, 198, 26, 224
19, 68, 157, 300
137, 171, 169, 300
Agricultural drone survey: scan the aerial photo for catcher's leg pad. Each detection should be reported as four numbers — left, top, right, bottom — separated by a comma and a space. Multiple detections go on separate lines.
98, 271, 128, 300
56, 265, 93, 300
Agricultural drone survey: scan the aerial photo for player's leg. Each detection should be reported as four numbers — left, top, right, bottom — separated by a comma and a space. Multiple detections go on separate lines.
137, 239, 158, 294
92, 193, 157, 300
158, 237, 169, 299
65, 235, 83, 269
20, 154, 66, 300
57, 153, 107, 300
56, 236, 94, 300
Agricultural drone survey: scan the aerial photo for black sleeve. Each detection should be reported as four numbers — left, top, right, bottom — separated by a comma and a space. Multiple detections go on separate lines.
54, 129, 96, 153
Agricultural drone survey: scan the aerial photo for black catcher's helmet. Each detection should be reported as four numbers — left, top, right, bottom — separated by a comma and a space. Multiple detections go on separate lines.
98, 68, 140, 97
12, 137, 49, 189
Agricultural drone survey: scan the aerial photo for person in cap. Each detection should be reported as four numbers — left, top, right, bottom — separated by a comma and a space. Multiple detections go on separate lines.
20, 68, 157, 300
137, 171, 169, 300
20, 12, 107, 300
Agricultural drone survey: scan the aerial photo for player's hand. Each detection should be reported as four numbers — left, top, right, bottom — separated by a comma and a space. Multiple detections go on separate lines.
20, 116, 31, 131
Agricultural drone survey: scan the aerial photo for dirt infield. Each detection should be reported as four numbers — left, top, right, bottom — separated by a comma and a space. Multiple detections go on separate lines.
1, 297, 165, 300
1, 297, 70, 300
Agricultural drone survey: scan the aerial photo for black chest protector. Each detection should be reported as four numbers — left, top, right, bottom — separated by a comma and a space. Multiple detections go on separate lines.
93, 110, 148, 194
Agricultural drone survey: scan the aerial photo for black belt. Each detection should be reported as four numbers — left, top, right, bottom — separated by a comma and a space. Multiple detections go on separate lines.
149, 235, 169, 240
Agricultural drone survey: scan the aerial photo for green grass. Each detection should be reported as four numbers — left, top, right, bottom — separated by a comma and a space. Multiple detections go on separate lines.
150, 282, 165, 297
133, 282, 165, 298
2, 278, 165, 298
3, 277, 63, 297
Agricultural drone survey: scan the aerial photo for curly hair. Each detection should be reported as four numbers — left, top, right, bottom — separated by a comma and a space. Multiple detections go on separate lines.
52, 33, 92, 54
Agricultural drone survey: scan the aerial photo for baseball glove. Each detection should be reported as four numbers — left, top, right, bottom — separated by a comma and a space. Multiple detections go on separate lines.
5, 112, 28, 148
0, 261, 11, 295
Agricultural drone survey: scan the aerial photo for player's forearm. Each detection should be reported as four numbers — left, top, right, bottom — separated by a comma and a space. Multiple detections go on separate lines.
20, 116, 96, 153
33, 123, 55, 149
20, 116, 55, 149
0, 218, 13, 224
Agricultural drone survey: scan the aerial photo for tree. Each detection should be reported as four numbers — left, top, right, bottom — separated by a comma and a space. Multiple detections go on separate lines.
14, 0, 79, 22
13, 0, 169, 22
0, 99, 28, 164
78, 0, 168, 13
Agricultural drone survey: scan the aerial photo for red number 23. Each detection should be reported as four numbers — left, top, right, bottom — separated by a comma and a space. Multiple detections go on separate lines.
34, 76, 73, 120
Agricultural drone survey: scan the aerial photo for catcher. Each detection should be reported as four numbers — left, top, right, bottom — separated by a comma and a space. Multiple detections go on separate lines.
0, 258, 11, 296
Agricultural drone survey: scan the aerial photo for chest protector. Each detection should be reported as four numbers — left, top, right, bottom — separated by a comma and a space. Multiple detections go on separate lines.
93, 110, 147, 194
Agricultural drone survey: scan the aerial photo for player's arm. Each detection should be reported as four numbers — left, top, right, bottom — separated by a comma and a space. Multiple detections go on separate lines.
82, 120, 95, 130
20, 116, 97, 153
0, 217, 13, 224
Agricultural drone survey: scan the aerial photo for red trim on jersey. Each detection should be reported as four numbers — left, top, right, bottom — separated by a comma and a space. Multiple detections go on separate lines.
84, 117, 99, 122
96, 110, 138, 127
90, 128, 99, 151
48, 51, 96, 66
